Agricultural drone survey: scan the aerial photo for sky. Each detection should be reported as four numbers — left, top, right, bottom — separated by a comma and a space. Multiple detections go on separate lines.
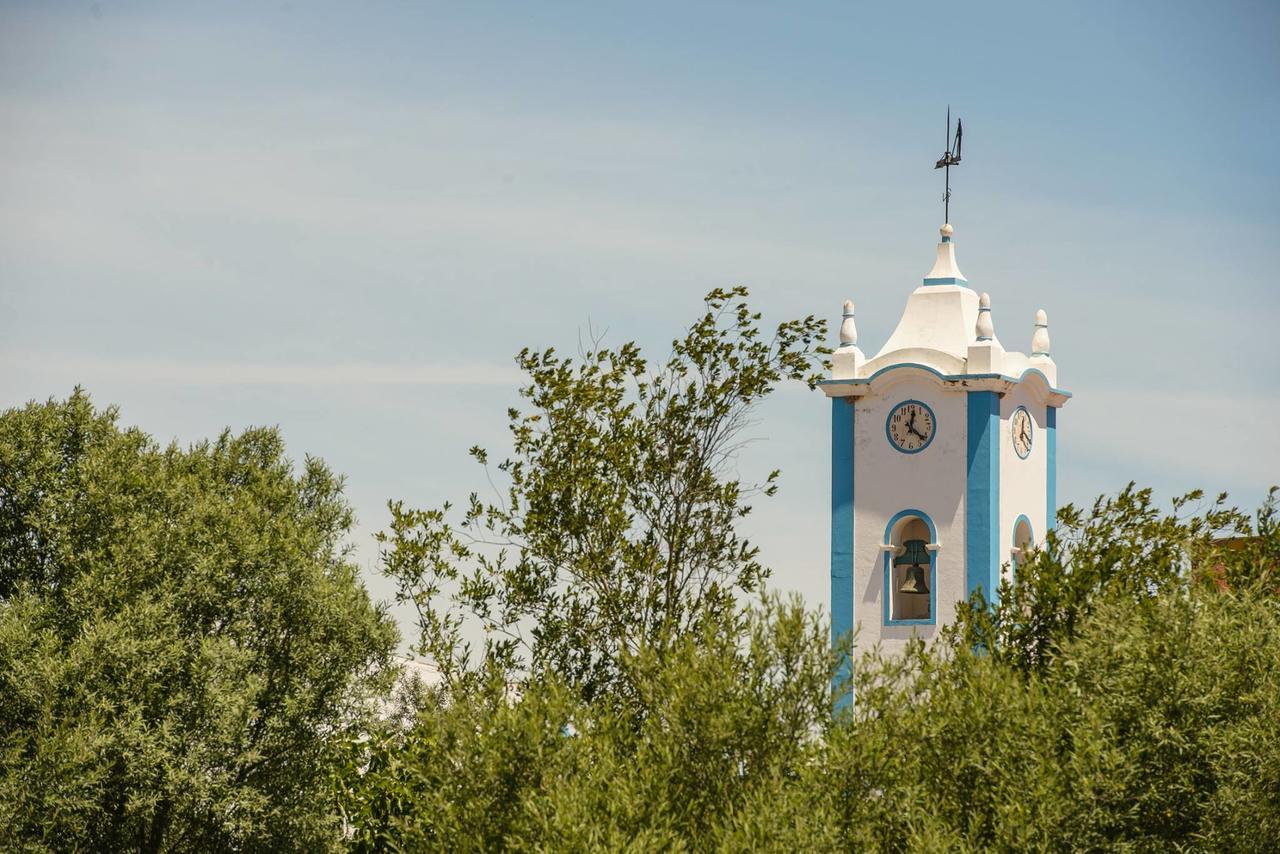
2, 0, 1278, 648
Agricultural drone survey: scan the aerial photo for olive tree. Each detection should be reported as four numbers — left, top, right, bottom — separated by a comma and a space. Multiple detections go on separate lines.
0, 391, 398, 852
379, 287, 828, 699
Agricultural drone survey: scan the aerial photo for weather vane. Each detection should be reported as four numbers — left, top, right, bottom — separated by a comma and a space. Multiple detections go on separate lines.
934, 106, 963, 223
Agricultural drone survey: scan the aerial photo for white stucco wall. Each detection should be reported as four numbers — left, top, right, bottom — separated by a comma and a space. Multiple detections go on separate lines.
851, 374, 968, 658
999, 384, 1050, 583
826, 226, 1067, 666
869, 284, 980, 370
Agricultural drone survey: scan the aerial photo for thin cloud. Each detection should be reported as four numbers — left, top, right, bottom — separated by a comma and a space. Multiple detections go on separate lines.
4, 353, 523, 387
1067, 387, 1280, 490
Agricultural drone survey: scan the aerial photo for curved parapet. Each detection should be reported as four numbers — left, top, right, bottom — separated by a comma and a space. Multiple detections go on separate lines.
820, 362, 1071, 407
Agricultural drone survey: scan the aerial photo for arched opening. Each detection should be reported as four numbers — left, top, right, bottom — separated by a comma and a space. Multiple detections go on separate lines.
1010, 516, 1034, 578
883, 511, 937, 624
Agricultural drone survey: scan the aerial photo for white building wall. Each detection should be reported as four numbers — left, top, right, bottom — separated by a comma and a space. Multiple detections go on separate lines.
852, 374, 968, 657
999, 384, 1050, 581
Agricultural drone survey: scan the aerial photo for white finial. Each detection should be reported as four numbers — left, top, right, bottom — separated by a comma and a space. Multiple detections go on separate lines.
924, 224, 965, 282
1032, 309, 1051, 356
839, 299, 857, 347
975, 292, 994, 342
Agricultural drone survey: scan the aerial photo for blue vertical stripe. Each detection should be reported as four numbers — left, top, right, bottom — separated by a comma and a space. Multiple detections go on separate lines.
830, 397, 855, 709
1046, 406, 1057, 532
965, 391, 1000, 603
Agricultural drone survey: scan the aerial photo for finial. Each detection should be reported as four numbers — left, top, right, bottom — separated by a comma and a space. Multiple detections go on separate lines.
839, 299, 858, 348
924, 223, 966, 284
831, 299, 864, 379
1032, 309, 1051, 356
976, 292, 994, 341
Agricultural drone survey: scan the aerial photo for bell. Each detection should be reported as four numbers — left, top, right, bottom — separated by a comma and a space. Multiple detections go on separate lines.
899, 563, 930, 595
894, 539, 930, 595
893, 539, 929, 568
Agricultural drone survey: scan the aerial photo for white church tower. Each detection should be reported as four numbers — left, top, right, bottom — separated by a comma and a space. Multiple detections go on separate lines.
824, 222, 1070, 673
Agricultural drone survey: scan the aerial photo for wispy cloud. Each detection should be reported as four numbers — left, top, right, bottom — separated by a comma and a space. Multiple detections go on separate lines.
4, 353, 523, 387
1066, 387, 1280, 490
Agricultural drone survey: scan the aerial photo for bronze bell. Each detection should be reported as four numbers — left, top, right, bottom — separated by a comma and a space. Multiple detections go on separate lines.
894, 539, 930, 595
899, 563, 930, 595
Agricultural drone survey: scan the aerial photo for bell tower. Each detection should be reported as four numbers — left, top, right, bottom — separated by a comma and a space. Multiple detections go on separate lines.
824, 223, 1070, 683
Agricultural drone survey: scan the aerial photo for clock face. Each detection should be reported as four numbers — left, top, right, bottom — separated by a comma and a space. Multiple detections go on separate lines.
886, 400, 936, 454
1011, 406, 1034, 459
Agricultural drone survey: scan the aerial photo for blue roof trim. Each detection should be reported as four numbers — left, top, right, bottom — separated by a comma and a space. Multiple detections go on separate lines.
820, 362, 1073, 399
922, 276, 966, 286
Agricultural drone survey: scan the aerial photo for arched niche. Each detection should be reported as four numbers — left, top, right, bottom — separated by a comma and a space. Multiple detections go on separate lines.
1010, 515, 1034, 579
882, 509, 938, 625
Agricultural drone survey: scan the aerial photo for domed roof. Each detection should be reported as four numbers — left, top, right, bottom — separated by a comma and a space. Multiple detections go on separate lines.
823, 224, 1069, 406
866, 225, 977, 375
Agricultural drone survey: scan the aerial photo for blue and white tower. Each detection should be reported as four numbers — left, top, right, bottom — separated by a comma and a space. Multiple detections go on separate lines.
824, 224, 1070, 673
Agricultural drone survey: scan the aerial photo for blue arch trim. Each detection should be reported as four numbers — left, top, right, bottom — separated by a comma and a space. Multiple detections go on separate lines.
882, 509, 937, 626
830, 398, 855, 709
966, 391, 1001, 604
884, 507, 939, 543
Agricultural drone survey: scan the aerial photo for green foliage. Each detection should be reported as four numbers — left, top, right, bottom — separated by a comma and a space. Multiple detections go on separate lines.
953, 483, 1253, 673
341, 489, 1280, 851
0, 391, 398, 852
333, 595, 834, 852
379, 287, 828, 700
7, 301, 1277, 851
348, 291, 1279, 850
783, 575, 1280, 852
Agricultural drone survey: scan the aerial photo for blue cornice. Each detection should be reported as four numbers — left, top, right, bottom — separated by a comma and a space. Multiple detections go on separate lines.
820, 362, 1073, 400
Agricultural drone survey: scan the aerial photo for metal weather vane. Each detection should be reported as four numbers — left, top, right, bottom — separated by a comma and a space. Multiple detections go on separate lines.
934, 107, 963, 223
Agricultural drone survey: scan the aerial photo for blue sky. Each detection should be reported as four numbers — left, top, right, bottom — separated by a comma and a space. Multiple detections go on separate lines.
2, 1, 1278, 640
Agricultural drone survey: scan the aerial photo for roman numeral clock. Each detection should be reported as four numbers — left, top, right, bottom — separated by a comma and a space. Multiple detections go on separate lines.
823, 113, 1070, 694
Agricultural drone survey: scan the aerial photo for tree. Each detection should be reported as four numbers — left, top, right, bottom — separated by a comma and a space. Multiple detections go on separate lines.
339, 487, 1280, 851
952, 483, 1253, 674
332, 595, 835, 853
379, 287, 828, 699
0, 391, 398, 852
